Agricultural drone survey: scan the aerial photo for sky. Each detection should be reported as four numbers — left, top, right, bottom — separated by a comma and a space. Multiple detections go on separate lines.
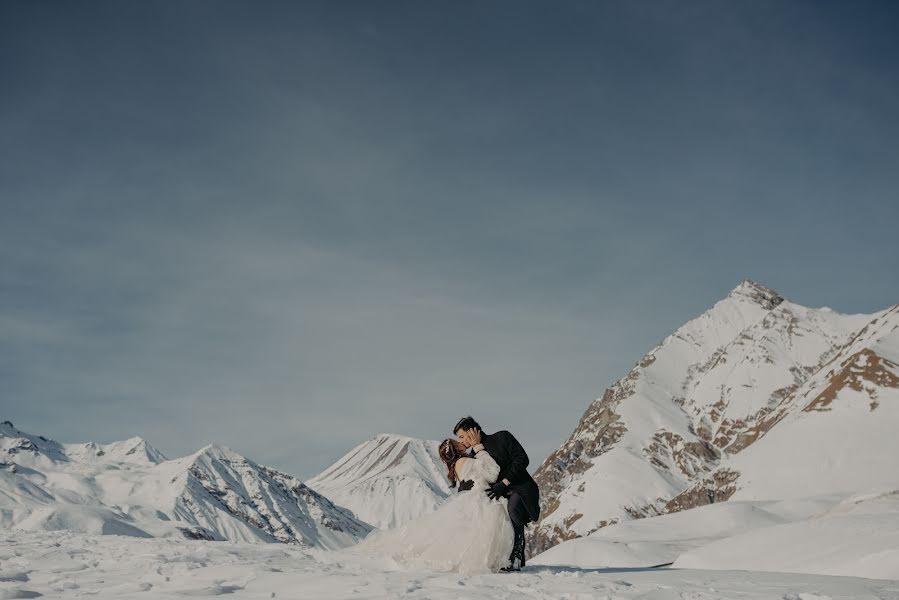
1, 1, 898, 480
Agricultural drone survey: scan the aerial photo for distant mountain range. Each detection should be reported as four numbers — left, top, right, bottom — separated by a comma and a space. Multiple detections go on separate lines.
0, 421, 371, 549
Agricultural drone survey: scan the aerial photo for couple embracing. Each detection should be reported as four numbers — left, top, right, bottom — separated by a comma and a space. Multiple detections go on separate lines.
354, 416, 540, 574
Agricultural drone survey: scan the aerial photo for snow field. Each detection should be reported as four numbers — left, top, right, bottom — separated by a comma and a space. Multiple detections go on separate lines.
2, 529, 898, 600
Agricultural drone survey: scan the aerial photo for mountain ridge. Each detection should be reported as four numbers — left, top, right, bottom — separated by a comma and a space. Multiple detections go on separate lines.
0, 422, 372, 548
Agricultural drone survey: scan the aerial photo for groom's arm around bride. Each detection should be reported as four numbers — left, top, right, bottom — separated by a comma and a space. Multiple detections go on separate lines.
482, 430, 530, 497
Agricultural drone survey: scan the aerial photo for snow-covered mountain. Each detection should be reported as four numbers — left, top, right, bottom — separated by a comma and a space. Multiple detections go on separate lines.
0, 422, 372, 549
306, 433, 451, 529
530, 278, 899, 556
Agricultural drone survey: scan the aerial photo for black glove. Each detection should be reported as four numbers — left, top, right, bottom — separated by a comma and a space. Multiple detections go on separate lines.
457, 479, 474, 492
485, 480, 509, 500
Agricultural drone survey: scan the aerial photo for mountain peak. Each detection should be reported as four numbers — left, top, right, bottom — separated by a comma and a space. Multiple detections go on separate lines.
114, 436, 167, 463
726, 278, 784, 309
372, 432, 417, 443
306, 433, 451, 529
193, 443, 243, 461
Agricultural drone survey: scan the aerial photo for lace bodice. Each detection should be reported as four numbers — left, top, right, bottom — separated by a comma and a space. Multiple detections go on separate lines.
456, 450, 501, 486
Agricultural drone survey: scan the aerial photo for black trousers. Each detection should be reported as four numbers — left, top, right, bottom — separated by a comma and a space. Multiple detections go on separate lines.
507, 491, 531, 537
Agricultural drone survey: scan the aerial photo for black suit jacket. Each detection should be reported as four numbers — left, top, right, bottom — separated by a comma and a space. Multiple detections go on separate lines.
471, 430, 540, 523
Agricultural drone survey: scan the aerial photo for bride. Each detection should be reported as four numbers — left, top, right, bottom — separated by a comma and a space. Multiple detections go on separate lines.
350, 438, 514, 574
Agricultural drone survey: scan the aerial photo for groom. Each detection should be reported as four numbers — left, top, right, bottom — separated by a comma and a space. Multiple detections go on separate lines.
454, 416, 540, 572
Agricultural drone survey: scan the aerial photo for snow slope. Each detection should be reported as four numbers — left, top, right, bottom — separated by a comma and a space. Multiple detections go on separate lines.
529, 497, 817, 570
1, 528, 896, 600
306, 433, 450, 529
725, 305, 899, 501
532, 488, 899, 580
675, 489, 899, 580
0, 422, 371, 549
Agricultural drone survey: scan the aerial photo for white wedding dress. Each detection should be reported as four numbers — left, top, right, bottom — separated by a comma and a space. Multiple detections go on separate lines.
350, 449, 514, 574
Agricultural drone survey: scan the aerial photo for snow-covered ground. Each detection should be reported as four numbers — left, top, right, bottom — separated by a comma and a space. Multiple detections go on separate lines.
674, 489, 899, 580
531, 488, 899, 581
2, 529, 897, 600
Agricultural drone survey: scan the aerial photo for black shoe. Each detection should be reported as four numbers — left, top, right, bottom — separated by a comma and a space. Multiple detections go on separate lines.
500, 556, 522, 572
501, 529, 526, 572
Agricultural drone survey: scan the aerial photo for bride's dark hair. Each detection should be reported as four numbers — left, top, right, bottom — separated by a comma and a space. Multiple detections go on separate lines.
438, 438, 467, 488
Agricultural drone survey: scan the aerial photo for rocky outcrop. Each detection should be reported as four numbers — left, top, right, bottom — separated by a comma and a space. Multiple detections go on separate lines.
803, 349, 899, 412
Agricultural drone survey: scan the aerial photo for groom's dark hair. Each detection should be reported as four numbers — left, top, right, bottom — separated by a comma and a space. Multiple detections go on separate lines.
453, 416, 481, 434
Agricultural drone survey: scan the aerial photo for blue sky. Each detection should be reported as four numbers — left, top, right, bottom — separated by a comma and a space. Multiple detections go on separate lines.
1, 1, 897, 479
